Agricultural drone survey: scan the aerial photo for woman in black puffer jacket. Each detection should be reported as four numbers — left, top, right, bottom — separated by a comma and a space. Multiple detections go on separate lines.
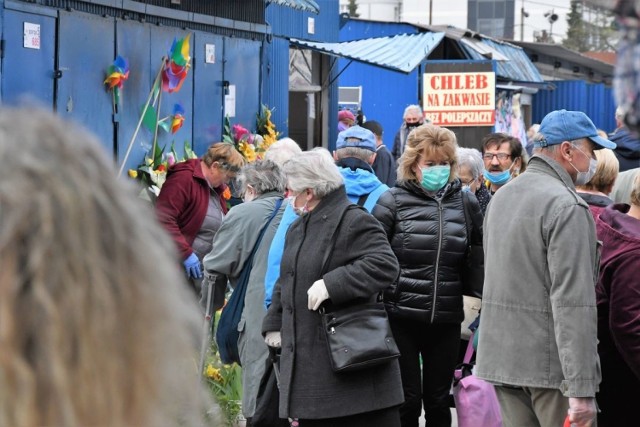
373, 124, 484, 427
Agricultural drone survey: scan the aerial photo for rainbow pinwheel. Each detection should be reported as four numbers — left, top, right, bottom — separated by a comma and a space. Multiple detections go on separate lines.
104, 55, 129, 105
162, 34, 191, 93
171, 104, 185, 134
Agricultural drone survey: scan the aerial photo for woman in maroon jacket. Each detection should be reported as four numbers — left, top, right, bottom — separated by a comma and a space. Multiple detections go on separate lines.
156, 143, 244, 294
595, 174, 640, 427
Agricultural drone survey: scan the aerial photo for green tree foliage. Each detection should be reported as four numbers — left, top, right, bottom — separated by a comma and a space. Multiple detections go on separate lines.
347, 0, 359, 18
562, 0, 617, 52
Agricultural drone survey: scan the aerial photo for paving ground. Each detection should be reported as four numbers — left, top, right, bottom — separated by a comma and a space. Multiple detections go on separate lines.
418, 408, 458, 427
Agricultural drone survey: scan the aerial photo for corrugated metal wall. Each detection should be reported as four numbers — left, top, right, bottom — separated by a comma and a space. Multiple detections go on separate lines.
2, 0, 264, 171
532, 80, 616, 133
338, 20, 420, 150
267, 0, 339, 42
262, 36, 291, 137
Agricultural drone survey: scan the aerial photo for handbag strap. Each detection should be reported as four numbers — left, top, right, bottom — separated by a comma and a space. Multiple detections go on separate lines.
243, 198, 283, 272
463, 331, 476, 364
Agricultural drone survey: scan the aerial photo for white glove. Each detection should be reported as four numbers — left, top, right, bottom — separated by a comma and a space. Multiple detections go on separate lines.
264, 331, 281, 348
568, 397, 597, 427
307, 279, 330, 310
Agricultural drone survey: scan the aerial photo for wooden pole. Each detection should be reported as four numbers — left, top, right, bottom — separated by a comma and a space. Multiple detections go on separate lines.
117, 58, 165, 177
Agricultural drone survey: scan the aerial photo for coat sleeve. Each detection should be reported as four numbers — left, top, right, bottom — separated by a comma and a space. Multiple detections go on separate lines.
546, 203, 600, 397
372, 190, 396, 243
262, 278, 283, 334
322, 208, 400, 305
391, 130, 402, 160
156, 172, 193, 260
608, 252, 640, 378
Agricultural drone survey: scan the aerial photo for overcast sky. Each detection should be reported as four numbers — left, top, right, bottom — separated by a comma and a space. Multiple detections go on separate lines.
401, 0, 572, 42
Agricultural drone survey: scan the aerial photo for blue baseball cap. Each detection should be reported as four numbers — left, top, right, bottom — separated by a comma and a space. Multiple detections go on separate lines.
336, 125, 377, 152
535, 109, 616, 149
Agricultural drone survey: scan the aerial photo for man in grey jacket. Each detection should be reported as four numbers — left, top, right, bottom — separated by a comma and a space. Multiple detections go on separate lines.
476, 110, 616, 427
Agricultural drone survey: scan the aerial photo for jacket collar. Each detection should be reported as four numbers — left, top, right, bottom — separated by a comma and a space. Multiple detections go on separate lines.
336, 157, 374, 173
527, 154, 576, 190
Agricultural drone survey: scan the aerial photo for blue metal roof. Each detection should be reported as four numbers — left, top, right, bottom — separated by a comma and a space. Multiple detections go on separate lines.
266, 0, 320, 14
461, 37, 544, 83
290, 32, 446, 74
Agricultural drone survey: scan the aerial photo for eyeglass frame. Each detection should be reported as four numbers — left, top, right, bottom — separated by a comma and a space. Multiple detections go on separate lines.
482, 152, 512, 162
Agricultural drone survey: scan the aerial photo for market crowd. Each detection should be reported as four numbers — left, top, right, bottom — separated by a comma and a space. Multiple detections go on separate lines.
153, 99, 639, 427
2, 99, 638, 427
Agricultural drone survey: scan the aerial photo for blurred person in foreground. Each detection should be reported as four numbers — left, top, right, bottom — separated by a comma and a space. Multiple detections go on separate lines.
0, 107, 213, 426
457, 146, 491, 215
476, 110, 616, 427
595, 174, 640, 426
481, 132, 526, 194
392, 105, 425, 160
262, 150, 403, 427
203, 159, 286, 422
373, 124, 484, 427
156, 142, 244, 295
576, 148, 620, 219
362, 120, 397, 187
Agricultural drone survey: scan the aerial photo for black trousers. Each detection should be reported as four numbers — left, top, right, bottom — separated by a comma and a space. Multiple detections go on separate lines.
390, 318, 460, 427
298, 405, 401, 427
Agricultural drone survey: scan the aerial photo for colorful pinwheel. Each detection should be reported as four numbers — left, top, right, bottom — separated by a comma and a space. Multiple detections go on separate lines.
171, 104, 185, 134
104, 56, 129, 107
162, 34, 191, 93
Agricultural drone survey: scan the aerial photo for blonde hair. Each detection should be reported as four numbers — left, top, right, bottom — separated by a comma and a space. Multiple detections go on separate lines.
0, 107, 214, 426
578, 148, 620, 193
398, 124, 458, 182
631, 173, 640, 206
202, 142, 245, 171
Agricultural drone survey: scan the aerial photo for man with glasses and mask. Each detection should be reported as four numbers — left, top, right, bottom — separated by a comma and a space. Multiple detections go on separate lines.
392, 104, 425, 161
476, 110, 616, 427
481, 133, 527, 194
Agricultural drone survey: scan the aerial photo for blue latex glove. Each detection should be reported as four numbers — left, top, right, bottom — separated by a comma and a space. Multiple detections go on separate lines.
183, 253, 203, 279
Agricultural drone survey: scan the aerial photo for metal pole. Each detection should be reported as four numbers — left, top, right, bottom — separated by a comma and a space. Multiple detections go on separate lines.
429, 0, 433, 26
520, 7, 525, 41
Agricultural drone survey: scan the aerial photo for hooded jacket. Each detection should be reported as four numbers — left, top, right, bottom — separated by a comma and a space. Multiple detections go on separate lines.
337, 157, 389, 212
156, 158, 228, 260
595, 203, 640, 379
609, 127, 640, 172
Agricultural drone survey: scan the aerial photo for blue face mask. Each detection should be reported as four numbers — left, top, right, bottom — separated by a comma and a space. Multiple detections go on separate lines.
420, 165, 451, 191
484, 168, 512, 186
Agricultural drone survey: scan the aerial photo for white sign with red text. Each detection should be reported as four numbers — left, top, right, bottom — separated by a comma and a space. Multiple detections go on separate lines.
24, 22, 41, 50
423, 72, 496, 127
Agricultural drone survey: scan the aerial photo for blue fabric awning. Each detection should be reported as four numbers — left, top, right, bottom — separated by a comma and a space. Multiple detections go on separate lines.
266, 0, 319, 14
290, 32, 446, 74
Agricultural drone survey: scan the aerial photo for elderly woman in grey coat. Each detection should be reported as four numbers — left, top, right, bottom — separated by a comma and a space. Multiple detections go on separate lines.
262, 150, 403, 427
203, 159, 286, 422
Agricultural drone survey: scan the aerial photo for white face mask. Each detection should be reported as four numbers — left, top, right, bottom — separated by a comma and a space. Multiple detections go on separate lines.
569, 145, 598, 186
287, 193, 309, 216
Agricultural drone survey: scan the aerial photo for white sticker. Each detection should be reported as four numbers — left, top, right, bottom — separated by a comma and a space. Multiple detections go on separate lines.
308, 17, 315, 35
225, 84, 236, 118
24, 22, 41, 50
205, 44, 215, 64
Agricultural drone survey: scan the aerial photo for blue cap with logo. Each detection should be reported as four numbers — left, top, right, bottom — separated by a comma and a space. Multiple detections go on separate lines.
535, 109, 616, 149
336, 125, 377, 152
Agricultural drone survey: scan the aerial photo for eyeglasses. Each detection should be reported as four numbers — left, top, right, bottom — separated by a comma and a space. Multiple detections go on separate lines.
483, 153, 511, 161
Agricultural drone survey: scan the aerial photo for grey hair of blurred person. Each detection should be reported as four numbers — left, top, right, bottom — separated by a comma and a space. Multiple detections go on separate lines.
457, 147, 484, 180
237, 159, 286, 196
0, 107, 214, 426
264, 137, 303, 168
284, 149, 344, 199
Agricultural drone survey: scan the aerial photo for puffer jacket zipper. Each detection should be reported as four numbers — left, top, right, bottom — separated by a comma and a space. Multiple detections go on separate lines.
431, 200, 444, 323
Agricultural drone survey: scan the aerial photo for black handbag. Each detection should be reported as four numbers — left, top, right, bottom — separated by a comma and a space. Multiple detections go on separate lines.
216, 198, 282, 365
318, 205, 400, 373
461, 191, 485, 299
